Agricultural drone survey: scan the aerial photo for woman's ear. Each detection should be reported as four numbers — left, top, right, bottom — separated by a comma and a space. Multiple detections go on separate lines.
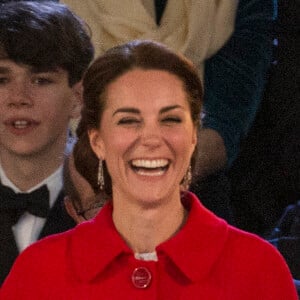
191, 126, 198, 154
88, 128, 106, 160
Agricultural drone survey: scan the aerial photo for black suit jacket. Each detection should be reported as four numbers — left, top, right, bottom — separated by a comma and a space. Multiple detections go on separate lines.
0, 190, 76, 285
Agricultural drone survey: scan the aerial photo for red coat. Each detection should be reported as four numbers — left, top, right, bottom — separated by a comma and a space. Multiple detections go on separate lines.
1, 192, 297, 299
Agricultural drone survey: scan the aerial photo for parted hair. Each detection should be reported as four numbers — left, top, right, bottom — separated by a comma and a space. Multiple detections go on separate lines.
73, 40, 203, 196
0, 1, 94, 86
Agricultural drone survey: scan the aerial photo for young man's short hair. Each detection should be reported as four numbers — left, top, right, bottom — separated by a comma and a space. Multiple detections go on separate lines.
0, 1, 94, 86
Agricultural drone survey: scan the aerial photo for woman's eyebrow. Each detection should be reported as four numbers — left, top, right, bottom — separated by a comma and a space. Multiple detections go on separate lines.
113, 107, 140, 116
112, 105, 184, 116
160, 105, 183, 114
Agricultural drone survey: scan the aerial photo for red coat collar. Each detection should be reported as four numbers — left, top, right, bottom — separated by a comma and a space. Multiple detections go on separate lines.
69, 192, 229, 283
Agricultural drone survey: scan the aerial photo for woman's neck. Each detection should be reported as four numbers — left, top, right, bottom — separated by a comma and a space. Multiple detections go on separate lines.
112, 195, 187, 254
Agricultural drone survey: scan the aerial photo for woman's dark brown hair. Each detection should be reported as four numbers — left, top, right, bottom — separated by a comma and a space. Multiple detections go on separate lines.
73, 40, 203, 196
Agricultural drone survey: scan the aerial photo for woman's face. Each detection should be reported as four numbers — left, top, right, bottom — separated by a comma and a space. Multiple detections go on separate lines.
89, 69, 197, 206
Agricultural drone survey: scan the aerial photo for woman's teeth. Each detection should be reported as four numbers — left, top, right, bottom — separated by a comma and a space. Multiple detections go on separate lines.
131, 159, 169, 176
131, 159, 168, 168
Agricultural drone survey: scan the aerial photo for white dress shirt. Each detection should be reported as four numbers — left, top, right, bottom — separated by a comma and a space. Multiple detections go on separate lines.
0, 165, 63, 252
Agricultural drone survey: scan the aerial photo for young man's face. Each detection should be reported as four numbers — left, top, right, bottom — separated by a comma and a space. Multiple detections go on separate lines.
0, 59, 81, 160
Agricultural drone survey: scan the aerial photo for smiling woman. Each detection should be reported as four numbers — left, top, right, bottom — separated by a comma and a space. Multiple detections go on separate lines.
74, 40, 202, 198
88, 68, 197, 210
0, 40, 297, 299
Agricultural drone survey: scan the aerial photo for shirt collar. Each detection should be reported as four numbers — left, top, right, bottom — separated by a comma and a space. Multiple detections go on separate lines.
157, 192, 229, 282
69, 192, 229, 283
70, 202, 131, 281
0, 163, 63, 209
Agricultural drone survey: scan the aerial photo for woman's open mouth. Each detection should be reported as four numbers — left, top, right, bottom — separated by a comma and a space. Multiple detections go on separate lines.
130, 159, 169, 176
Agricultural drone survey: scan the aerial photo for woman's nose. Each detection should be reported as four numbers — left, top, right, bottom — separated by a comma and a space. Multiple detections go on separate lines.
140, 121, 162, 148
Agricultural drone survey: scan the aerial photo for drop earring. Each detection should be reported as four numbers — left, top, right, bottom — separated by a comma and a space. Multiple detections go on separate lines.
97, 159, 105, 191
182, 165, 192, 190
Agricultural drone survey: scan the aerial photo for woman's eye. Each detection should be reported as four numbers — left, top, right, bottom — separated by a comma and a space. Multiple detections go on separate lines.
162, 117, 182, 124
117, 118, 140, 125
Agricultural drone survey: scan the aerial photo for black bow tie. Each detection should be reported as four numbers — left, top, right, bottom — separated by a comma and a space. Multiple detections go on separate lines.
0, 184, 50, 221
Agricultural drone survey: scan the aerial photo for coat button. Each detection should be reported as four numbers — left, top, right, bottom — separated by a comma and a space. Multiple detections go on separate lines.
131, 267, 152, 289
